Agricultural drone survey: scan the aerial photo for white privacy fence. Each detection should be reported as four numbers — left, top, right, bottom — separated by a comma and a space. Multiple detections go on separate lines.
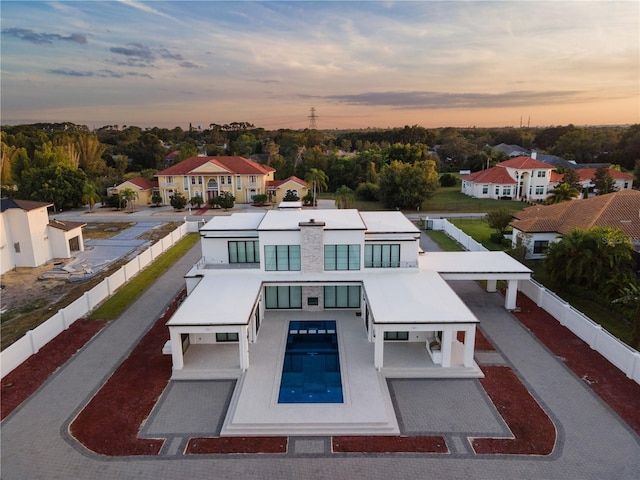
1, 221, 201, 379
427, 217, 640, 384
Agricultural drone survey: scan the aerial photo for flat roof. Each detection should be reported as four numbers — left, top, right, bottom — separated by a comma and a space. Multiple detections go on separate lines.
257, 209, 366, 231
363, 271, 478, 324
420, 252, 532, 275
359, 211, 420, 234
167, 275, 262, 326
169, 268, 478, 327
200, 212, 266, 232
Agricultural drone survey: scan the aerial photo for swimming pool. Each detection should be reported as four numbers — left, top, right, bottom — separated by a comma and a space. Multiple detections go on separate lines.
278, 320, 344, 404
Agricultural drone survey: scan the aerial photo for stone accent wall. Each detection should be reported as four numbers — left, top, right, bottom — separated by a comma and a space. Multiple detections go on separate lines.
299, 220, 325, 273
302, 285, 324, 312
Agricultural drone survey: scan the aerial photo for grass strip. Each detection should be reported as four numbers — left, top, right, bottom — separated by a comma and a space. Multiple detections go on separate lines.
89, 233, 199, 320
425, 230, 465, 251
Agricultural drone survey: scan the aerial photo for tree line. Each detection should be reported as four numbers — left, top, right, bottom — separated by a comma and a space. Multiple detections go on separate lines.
1, 122, 639, 211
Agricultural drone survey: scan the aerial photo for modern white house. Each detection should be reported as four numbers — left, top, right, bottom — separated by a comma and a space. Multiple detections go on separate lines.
163, 209, 531, 435
0, 198, 85, 274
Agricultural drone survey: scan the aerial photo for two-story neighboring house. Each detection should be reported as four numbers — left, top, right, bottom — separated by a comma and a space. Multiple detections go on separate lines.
163, 209, 531, 435
461, 155, 554, 201
155, 156, 275, 205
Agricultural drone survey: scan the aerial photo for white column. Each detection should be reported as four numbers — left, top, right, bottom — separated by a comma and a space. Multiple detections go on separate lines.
441, 328, 453, 368
505, 279, 518, 310
463, 326, 476, 367
374, 326, 384, 370
486, 279, 497, 293
169, 328, 184, 370
239, 325, 250, 370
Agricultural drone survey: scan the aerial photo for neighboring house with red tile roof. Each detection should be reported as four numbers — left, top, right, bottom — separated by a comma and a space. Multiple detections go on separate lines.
265, 176, 308, 204
571, 168, 633, 194
461, 155, 554, 201
0, 198, 85, 274
510, 190, 640, 258
111, 177, 159, 205
155, 156, 275, 204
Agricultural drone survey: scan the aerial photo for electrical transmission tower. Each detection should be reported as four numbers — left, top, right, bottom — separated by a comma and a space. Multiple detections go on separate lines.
308, 107, 318, 129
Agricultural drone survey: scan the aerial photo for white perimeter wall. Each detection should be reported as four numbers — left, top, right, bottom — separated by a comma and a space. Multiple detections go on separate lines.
1, 221, 198, 378
426, 217, 640, 384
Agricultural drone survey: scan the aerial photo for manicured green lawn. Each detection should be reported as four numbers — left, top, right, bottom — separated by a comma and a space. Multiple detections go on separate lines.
89, 233, 199, 320
449, 218, 510, 251
422, 186, 527, 213
425, 230, 465, 251
325, 186, 528, 214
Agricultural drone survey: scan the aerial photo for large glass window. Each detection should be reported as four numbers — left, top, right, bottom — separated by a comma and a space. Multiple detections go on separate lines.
264, 245, 301, 271
365, 244, 400, 268
228, 241, 259, 263
265, 286, 302, 309
324, 245, 360, 270
324, 286, 361, 308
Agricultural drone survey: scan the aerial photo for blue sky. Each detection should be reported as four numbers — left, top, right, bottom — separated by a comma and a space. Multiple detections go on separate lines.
1, 1, 638, 130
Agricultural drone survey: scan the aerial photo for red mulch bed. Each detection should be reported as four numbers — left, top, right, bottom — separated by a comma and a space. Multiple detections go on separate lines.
332, 435, 448, 453
513, 292, 640, 436
69, 290, 186, 456
472, 366, 556, 455
1, 318, 108, 421
186, 436, 288, 454
458, 328, 495, 351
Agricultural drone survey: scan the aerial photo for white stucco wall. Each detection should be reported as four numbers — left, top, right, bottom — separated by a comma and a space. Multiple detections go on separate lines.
0, 213, 15, 273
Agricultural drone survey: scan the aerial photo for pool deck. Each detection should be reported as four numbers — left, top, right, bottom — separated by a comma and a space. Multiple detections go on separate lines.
220, 311, 400, 436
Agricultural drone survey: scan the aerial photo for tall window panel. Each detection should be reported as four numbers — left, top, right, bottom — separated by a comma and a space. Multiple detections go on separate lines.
265, 286, 302, 309
324, 245, 361, 270
365, 244, 400, 268
264, 245, 301, 271
228, 241, 259, 263
324, 285, 361, 308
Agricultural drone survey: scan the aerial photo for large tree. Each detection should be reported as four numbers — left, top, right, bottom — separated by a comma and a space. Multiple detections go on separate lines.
592, 166, 618, 195
18, 165, 87, 211
377, 159, 439, 209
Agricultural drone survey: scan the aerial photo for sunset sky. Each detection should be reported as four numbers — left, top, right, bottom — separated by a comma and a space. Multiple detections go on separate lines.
1, 1, 638, 130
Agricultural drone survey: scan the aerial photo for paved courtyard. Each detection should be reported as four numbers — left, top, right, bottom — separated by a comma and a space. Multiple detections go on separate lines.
1, 236, 639, 479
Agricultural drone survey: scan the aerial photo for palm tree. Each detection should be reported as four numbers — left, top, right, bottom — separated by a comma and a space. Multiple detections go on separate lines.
81, 183, 100, 212
334, 185, 355, 209
305, 168, 328, 208
546, 182, 580, 204
119, 187, 138, 213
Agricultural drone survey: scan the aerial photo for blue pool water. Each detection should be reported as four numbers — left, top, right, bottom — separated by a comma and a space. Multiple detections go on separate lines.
278, 320, 343, 404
